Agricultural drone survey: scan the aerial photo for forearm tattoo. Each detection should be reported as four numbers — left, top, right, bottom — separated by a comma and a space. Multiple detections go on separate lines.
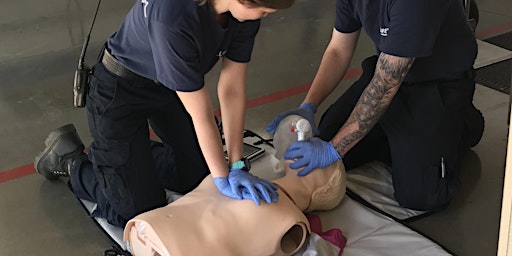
334, 53, 414, 155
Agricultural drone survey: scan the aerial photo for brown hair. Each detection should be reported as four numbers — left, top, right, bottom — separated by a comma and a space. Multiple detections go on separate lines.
239, 0, 295, 9
196, 0, 295, 9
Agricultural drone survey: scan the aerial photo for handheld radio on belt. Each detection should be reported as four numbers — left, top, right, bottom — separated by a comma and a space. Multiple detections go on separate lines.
73, 0, 102, 108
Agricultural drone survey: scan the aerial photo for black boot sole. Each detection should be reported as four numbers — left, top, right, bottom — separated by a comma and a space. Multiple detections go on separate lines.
34, 124, 84, 180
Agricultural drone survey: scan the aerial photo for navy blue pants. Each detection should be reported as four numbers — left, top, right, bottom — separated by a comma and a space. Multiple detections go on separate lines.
318, 56, 479, 211
69, 61, 209, 227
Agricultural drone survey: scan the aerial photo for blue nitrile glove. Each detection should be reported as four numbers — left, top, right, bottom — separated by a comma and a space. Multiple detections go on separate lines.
213, 169, 279, 205
266, 103, 319, 135
284, 137, 342, 176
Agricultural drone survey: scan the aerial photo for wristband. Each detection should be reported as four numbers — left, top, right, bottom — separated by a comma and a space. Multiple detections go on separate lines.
229, 158, 251, 171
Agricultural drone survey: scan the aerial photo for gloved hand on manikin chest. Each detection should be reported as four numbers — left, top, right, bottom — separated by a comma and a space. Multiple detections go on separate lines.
213, 168, 279, 205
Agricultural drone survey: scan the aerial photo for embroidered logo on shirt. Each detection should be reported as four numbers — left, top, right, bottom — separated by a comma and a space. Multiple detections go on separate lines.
142, 0, 149, 18
217, 50, 227, 57
380, 27, 389, 37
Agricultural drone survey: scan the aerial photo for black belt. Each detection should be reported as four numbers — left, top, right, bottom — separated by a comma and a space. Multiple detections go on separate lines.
101, 49, 139, 80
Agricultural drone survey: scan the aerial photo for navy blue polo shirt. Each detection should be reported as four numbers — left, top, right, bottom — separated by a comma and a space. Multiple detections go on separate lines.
335, 0, 477, 82
108, 0, 260, 92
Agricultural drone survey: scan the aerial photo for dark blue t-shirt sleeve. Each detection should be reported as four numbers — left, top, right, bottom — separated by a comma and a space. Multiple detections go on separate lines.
147, 20, 203, 92
225, 20, 260, 63
334, 0, 361, 33
380, 0, 451, 58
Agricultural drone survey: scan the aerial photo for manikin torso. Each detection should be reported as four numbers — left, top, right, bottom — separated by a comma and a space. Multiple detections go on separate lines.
124, 116, 347, 256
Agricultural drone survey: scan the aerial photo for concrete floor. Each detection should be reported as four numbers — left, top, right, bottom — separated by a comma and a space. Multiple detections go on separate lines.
1, 0, 511, 255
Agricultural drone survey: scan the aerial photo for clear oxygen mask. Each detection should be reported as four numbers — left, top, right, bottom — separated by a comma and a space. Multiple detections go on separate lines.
272, 115, 313, 174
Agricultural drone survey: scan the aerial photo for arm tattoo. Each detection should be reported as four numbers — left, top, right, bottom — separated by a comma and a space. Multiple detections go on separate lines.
334, 53, 414, 155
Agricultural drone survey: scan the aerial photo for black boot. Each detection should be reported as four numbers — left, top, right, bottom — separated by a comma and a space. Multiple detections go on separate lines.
34, 124, 85, 180
464, 103, 485, 148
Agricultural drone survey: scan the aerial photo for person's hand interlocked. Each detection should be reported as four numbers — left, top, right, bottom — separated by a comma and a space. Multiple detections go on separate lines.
266, 103, 319, 135
284, 137, 342, 176
213, 169, 279, 205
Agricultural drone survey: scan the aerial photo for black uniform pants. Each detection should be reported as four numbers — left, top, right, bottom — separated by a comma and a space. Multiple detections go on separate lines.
69, 60, 209, 227
318, 55, 477, 211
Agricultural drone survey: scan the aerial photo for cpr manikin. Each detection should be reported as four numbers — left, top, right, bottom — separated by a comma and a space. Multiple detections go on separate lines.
123, 116, 347, 256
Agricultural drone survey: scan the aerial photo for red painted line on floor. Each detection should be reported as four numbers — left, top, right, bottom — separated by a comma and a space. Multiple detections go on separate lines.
214, 68, 363, 117
0, 75, 338, 183
247, 82, 312, 108
247, 68, 362, 109
2, 21, 511, 183
476, 22, 512, 40
0, 164, 35, 183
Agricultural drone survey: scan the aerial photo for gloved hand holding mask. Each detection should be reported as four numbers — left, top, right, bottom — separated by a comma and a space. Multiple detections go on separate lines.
284, 137, 342, 176
266, 103, 319, 135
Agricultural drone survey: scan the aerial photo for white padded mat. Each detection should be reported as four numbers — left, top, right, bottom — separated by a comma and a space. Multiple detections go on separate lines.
345, 161, 427, 220
80, 140, 451, 255
308, 196, 449, 256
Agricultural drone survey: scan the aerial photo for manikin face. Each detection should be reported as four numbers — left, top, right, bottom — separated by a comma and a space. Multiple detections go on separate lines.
229, 1, 278, 21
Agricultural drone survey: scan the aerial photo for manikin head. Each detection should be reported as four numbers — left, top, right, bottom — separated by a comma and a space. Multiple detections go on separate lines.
272, 153, 346, 213
270, 115, 347, 212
